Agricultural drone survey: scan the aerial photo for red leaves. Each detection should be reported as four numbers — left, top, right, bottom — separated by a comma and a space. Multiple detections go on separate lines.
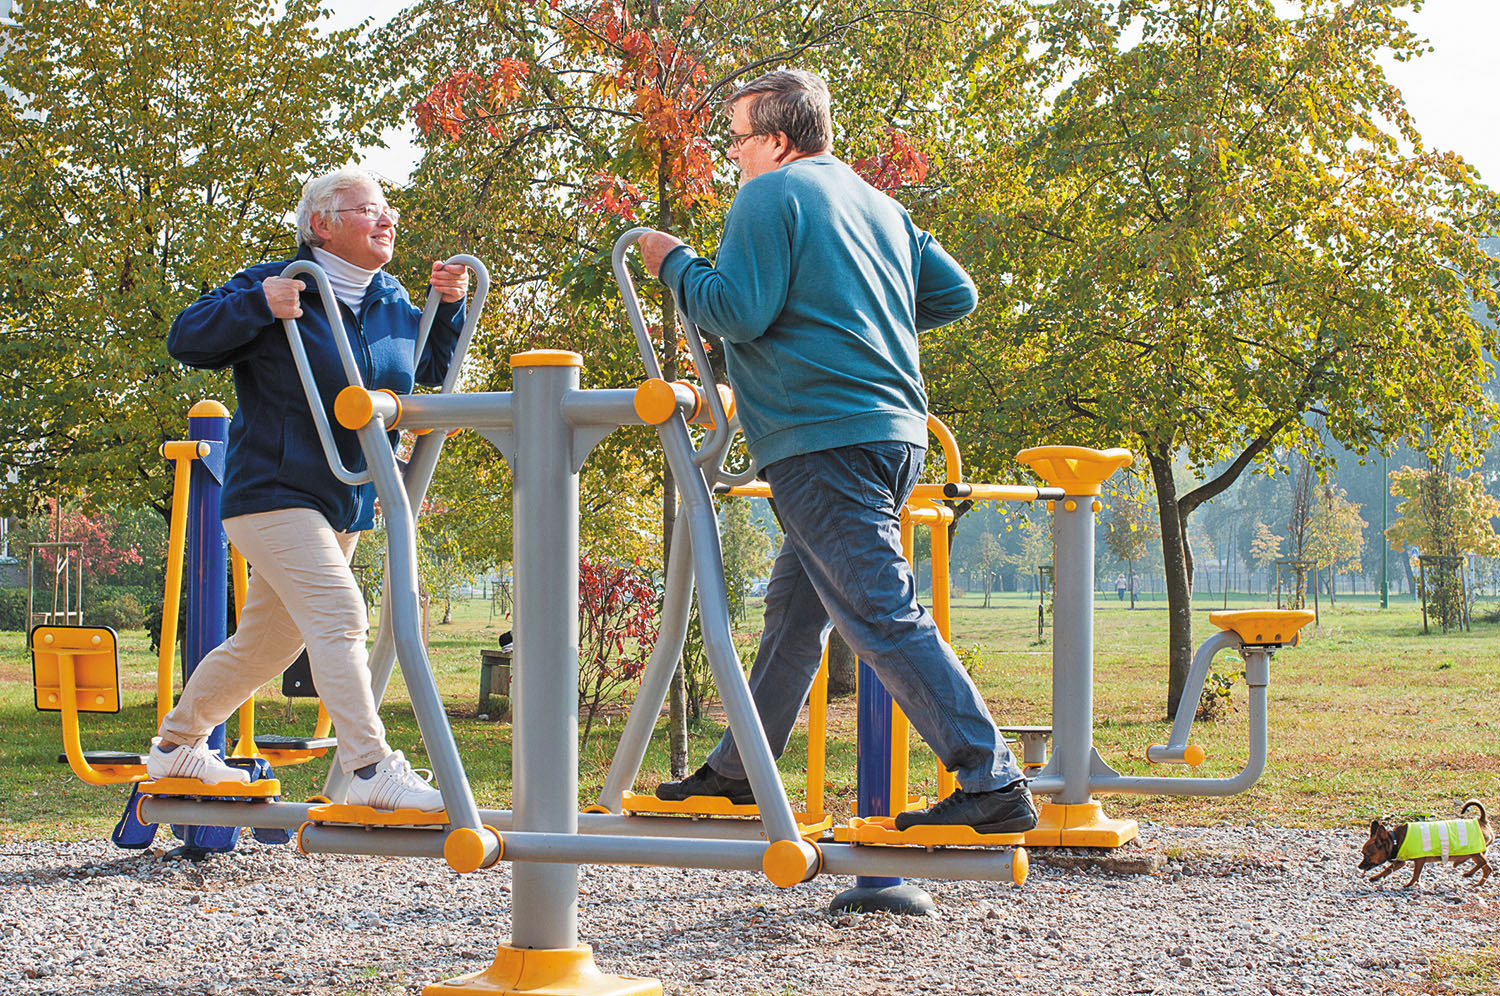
413, 59, 530, 142
586, 172, 646, 220
415, 2, 718, 215
853, 127, 930, 192
577, 553, 657, 745
33, 500, 143, 580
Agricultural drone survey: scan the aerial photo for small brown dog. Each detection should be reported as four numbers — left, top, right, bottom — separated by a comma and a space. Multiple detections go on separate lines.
1359, 799, 1493, 888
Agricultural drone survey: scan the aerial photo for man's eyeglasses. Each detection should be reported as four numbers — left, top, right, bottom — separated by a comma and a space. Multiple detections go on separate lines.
337, 204, 400, 224
724, 130, 771, 152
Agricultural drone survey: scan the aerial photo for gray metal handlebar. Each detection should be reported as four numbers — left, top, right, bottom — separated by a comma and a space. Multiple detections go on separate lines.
279, 254, 488, 487
611, 229, 744, 477
279, 260, 370, 486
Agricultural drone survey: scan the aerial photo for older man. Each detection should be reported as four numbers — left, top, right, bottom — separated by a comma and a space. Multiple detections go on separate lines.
640, 70, 1034, 834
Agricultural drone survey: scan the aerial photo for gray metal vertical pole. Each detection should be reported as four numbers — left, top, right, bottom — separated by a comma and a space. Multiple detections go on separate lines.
1051, 496, 1095, 805
510, 351, 580, 950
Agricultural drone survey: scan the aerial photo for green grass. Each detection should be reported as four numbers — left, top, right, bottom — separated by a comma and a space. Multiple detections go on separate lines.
7, 589, 1498, 837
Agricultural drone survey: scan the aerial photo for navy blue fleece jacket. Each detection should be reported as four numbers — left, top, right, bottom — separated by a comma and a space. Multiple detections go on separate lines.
167, 245, 463, 532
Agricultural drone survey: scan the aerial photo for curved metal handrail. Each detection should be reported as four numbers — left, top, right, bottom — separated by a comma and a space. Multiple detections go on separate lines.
611, 229, 740, 477
278, 260, 370, 485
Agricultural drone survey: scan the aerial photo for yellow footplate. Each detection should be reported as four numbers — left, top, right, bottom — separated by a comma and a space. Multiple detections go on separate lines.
307, 803, 449, 827
619, 792, 832, 837
833, 816, 1026, 847
138, 777, 281, 798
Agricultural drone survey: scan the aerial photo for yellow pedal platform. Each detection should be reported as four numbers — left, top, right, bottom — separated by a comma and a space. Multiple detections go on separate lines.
833, 815, 1026, 847
620, 792, 831, 837
1023, 801, 1138, 847
307, 803, 449, 827
138, 777, 281, 798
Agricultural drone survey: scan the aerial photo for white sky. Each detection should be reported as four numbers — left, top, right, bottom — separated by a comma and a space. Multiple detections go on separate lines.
329, 1, 1500, 187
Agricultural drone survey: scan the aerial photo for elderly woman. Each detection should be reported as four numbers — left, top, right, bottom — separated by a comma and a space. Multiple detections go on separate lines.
147, 167, 467, 812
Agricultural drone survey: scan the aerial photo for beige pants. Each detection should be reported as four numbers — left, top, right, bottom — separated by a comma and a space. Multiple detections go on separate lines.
158, 507, 390, 772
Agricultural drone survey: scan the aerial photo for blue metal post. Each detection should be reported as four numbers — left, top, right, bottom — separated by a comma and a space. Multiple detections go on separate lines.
828, 661, 934, 914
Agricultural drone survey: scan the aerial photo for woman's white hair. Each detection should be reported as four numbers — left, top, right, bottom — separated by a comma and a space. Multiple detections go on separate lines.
295, 167, 381, 247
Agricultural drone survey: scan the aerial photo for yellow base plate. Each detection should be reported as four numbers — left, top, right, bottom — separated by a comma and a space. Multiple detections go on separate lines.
832, 816, 1026, 847
424, 943, 660, 996
1022, 801, 1138, 847
619, 792, 830, 837
307, 803, 449, 827
138, 777, 281, 798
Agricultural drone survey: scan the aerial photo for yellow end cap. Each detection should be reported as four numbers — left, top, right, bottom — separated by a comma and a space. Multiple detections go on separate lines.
1016, 445, 1134, 496
334, 386, 375, 430
189, 399, 230, 418
581, 804, 611, 814
633, 379, 680, 425
762, 839, 819, 889
1184, 744, 1206, 767
715, 382, 736, 423
444, 826, 501, 873
510, 349, 583, 369
1013, 846, 1029, 886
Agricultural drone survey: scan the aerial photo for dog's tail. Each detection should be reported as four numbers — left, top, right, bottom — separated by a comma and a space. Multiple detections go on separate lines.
1461, 799, 1487, 824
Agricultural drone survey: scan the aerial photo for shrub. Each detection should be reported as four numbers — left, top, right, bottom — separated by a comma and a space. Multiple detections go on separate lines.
0, 588, 26, 631
92, 593, 146, 632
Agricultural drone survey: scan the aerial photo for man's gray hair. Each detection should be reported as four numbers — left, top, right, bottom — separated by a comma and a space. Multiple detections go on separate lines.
295, 167, 381, 247
727, 70, 832, 154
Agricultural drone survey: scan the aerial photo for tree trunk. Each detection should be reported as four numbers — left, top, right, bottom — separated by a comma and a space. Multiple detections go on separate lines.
826, 627, 857, 697
1148, 448, 1194, 717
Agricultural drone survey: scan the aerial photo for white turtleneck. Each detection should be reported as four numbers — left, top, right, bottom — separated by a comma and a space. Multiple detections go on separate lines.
310, 246, 380, 312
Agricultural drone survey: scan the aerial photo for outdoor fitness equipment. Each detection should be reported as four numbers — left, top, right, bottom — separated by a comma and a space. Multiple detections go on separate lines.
598, 227, 1317, 861
37, 245, 1023, 996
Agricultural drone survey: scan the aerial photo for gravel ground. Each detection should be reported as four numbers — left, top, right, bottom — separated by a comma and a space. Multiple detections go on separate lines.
1, 821, 1492, 995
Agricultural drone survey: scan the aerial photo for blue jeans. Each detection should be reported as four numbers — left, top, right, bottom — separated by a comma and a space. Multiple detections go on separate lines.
707, 442, 1023, 793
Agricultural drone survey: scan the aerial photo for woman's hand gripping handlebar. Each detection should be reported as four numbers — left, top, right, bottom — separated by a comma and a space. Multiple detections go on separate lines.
277, 255, 489, 483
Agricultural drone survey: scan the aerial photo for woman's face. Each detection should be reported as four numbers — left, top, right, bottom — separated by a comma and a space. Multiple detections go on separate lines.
312, 180, 397, 269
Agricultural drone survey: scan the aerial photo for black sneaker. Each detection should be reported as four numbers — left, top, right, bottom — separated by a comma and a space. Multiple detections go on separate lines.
654, 762, 755, 805
893, 782, 1038, 834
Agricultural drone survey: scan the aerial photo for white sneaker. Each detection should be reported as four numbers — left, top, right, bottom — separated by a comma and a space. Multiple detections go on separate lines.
344, 751, 444, 813
146, 738, 251, 784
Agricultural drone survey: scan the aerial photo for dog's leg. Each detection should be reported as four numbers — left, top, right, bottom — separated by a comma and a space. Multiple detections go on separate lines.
1403, 858, 1429, 888
1369, 862, 1400, 883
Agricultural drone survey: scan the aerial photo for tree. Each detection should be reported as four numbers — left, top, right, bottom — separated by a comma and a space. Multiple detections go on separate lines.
1386, 462, 1500, 628
719, 497, 773, 623
0, 0, 389, 518
1101, 482, 1158, 609
389, 0, 1031, 770
1248, 521, 1283, 596
1307, 483, 1366, 604
923, 0, 1500, 713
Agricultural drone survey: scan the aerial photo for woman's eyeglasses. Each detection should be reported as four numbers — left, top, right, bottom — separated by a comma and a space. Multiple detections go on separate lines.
337, 204, 400, 224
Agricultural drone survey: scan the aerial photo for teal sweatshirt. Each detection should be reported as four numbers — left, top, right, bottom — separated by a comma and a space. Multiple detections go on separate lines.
659, 154, 977, 469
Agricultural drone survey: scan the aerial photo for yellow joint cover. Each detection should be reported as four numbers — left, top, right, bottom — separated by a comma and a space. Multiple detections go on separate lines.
334, 387, 402, 430
1013, 846, 1030, 885
714, 382, 736, 424
762, 839, 820, 888
189, 399, 230, 418
511, 349, 583, 368
1016, 445, 1134, 496
1184, 744, 1206, 767
633, 379, 681, 425
444, 825, 503, 873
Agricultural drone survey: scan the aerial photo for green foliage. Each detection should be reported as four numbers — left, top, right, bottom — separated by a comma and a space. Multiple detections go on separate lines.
90, 592, 146, 632
0, 0, 390, 517
923, 0, 1500, 706
0, 589, 26, 632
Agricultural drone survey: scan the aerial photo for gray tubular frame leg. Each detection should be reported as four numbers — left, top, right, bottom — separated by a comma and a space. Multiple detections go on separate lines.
510, 361, 582, 950
597, 521, 695, 810
1042, 493, 1097, 806
322, 425, 453, 802
1147, 630, 1242, 763
355, 419, 486, 835
655, 417, 803, 844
